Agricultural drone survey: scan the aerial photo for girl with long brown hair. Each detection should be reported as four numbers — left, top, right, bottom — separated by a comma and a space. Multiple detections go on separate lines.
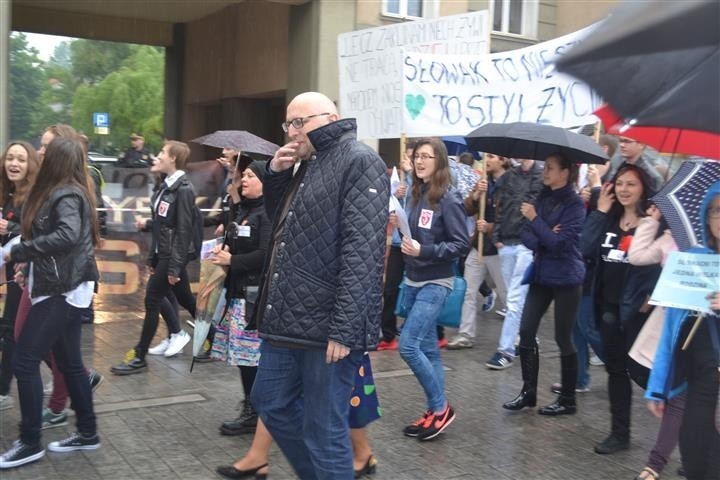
0, 141, 40, 412
0, 136, 101, 469
395, 137, 469, 441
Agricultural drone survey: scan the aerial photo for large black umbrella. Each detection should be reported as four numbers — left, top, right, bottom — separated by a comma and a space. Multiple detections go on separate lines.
191, 130, 279, 157
555, 0, 720, 134
465, 122, 608, 164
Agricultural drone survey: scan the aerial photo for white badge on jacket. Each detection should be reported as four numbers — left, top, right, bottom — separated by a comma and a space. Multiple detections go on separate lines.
237, 225, 251, 237
158, 201, 170, 217
419, 209, 434, 229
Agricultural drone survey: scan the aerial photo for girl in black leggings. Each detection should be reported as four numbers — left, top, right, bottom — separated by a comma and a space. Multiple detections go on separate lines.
502, 153, 585, 415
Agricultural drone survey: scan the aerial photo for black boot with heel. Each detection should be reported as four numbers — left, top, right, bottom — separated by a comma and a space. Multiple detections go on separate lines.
502, 344, 538, 411
539, 353, 578, 415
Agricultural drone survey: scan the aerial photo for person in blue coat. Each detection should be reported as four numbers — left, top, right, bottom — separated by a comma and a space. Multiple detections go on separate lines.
502, 153, 586, 415
645, 182, 720, 480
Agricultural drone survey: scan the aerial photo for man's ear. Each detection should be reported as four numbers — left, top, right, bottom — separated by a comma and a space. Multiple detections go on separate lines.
329, 113, 340, 122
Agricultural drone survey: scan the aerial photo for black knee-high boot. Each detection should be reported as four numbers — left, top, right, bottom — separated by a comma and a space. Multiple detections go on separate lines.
503, 344, 538, 410
539, 353, 578, 415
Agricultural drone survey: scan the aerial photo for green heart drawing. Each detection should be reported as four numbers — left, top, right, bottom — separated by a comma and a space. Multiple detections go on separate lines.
405, 94, 425, 120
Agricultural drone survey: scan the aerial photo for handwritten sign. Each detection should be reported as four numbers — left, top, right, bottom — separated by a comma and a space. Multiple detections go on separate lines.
338, 10, 490, 139
649, 251, 720, 314
402, 25, 602, 136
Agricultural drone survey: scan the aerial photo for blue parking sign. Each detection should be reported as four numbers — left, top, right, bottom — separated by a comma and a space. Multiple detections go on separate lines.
93, 113, 110, 128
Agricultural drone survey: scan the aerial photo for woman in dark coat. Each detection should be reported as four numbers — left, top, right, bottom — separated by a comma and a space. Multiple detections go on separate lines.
580, 163, 660, 455
502, 153, 586, 415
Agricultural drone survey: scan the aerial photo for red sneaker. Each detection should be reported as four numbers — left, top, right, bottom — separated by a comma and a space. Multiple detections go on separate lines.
418, 404, 456, 441
437, 338, 449, 349
402, 410, 432, 437
377, 338, 398, 351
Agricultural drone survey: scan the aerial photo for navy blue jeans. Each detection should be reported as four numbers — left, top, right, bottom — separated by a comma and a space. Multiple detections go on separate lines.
14, 295, 96, 446
250, 342, 362, 480
573, 293, 605, 388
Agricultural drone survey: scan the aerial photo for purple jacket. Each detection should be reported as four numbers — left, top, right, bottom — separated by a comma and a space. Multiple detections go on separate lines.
521, 183, 586, 287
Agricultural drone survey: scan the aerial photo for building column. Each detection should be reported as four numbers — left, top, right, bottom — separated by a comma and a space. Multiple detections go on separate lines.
0, 0, 11, 148
164, 23, 185, 140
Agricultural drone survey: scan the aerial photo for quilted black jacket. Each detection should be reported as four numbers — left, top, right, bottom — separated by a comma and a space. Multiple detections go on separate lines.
252, 119, 389, 350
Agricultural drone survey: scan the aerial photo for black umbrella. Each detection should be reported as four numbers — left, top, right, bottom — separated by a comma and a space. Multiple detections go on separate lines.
465, 122, 608, 164
191, 130, 279, 157
555, 0, 720, 134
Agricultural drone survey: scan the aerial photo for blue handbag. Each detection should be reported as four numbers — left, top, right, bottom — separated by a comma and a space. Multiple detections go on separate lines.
394, 276, 467, 328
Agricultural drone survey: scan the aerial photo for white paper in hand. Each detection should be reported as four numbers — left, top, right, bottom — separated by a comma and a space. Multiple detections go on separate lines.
390, 167, 400, 196
389, 195, 412, 240
0, 235, 21, 269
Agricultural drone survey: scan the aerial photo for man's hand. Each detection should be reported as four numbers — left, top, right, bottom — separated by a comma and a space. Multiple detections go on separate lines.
476, 218, 488, 233
520, 202, 537, 221
270, 141, 299, 172
214, 223, 225, 237
326, 340, 350, 364
135, 217, 149, 231
394, 184, 407, 199
471, 179, 488, 200
168, 275, 180, 285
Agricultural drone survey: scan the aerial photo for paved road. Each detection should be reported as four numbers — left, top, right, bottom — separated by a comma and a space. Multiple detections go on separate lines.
0, 307, 684, 479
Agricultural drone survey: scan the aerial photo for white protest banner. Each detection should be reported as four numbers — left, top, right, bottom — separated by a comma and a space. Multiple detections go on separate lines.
338, 10, 490, 139
402, 25, 602, 136
649, 251, 720, 314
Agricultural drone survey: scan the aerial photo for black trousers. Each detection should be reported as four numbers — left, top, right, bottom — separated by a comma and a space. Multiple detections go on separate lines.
679, 317, 720, 480
136, 258, 196, 358
381, 246, 404, 342
518, 283, 581, 355
598, 305, 649, 440
0, 281, 22, 395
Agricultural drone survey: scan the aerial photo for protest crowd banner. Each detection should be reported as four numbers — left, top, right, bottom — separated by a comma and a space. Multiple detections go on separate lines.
401, 25, 602, 137
650, 251, 720, 314
338, 10, 490, 139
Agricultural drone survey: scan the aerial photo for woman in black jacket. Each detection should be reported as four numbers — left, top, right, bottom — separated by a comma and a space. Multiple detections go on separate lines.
502, 153, 586, 415
0, 137, 100, 469
580, 164, 661, 455
214, 160, 272, 437
0, 141, 40, 412
111, 141, 197, 375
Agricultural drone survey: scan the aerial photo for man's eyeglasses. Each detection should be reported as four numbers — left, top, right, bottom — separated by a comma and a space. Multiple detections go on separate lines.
281, 113, 331, 133
412, 153, 436, 161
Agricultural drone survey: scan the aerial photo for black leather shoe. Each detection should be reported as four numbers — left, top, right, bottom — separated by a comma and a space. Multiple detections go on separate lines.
110, 358, 147, 375
502, 389, 537, 410
538, 396, 576, 415
354, 455, 377, 478
216, 463, 268, 479
193, 350, 213, 363
594, 434, 630, 454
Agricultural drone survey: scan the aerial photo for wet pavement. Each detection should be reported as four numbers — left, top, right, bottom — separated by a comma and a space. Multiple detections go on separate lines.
0, 306, 685, 479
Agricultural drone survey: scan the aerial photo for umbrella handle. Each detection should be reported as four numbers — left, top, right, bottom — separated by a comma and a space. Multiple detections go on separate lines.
477, 157, 487, 260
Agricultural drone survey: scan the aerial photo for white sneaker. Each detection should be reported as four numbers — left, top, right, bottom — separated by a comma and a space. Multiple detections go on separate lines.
43, 380, 53, 397
164, 330, 190, 357
589, 354, 604, 366
0, 395, 13, 411
147, 338, 171, 355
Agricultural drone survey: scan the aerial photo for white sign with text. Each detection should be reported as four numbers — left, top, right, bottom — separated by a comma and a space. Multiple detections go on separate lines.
338, 10, 490, 139
401, 25, 601, 136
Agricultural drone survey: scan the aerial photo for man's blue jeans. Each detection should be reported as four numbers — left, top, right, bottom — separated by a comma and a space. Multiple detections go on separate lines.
14, 296, 96, 446
250, 342, 362, 480
398, 283, 450, 412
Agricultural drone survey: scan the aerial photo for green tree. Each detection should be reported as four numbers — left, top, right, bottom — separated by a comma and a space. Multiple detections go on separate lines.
70, 39, 139, 85
72, 46, 165, 154
9, 33, 46, 141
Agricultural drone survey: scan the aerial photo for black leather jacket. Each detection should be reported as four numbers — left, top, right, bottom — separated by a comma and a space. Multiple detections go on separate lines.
10, 186, 99, 297
146, 173, 197, 277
